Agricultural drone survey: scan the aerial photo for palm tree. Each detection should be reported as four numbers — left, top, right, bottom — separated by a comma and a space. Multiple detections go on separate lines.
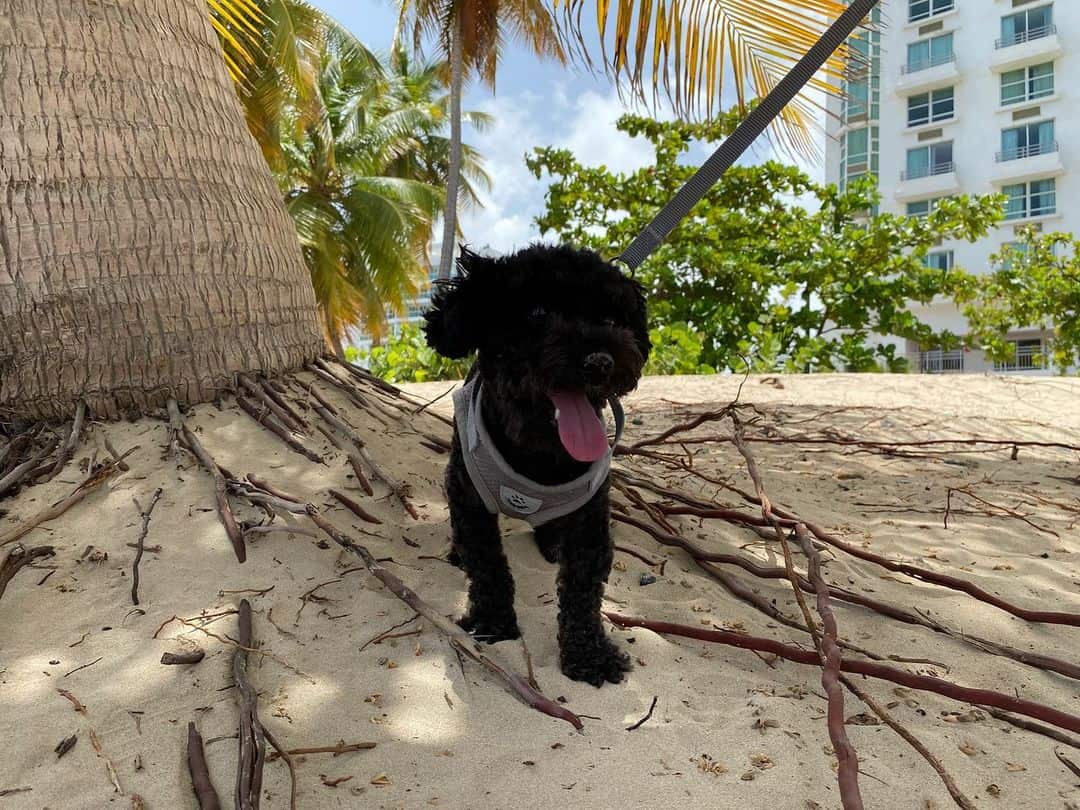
279, 41, 447, 356
397, 0, 567, 278
0, 0, 324, 421
397, 0, 855, 278
380, 48, 494, 226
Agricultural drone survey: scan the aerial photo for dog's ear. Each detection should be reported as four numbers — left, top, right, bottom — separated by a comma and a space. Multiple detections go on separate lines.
423, 248, 495, 358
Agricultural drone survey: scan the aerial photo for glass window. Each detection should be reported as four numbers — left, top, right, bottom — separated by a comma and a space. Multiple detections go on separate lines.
1000, 120, 1055, 160
906, 33, 954, 72
908, 87, 954, 126
923, 250, 954, 271
1001, 5, 1054, 47
905, 142, 953, 179
909, 0, 955, 23
1001, 62, 1055, 105
907, 198, 944, 218
1003, 179, 1057, 220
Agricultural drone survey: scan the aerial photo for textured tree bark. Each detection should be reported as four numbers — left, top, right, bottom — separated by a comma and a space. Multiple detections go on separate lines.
0, 0, 323, 422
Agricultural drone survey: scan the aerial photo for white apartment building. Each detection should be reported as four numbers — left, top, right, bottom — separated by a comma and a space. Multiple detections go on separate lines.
825, 0, 1075, 373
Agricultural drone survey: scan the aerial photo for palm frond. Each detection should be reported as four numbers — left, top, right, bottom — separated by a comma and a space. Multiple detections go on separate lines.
552, 0, 859, 158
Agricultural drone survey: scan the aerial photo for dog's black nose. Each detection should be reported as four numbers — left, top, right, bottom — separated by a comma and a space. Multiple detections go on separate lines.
583, 352, 614, 383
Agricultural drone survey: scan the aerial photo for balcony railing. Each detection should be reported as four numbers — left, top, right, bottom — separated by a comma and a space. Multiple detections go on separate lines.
901, 161, 955, 181
994, 343, 1046, 371
916, 349, 964, 373
995, 141, 1058, 162
995, 24, 1057, 50
901, 52, 956, 75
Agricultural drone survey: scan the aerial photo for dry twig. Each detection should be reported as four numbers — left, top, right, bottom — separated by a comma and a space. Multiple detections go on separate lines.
130, 488, 163, 605
187, 722, 222, 810
233, 600, 266, 810
0, 545, 55, 601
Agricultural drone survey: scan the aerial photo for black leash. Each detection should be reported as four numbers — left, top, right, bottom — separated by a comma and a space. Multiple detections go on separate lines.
618, 0, 881, 271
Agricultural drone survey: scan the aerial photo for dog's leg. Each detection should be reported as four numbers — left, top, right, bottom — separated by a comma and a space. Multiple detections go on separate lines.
446, 436, 521, 643
553, 481, 631, 686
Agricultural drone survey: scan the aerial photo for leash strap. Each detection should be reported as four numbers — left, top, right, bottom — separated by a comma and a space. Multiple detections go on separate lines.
618, 0, 881, 271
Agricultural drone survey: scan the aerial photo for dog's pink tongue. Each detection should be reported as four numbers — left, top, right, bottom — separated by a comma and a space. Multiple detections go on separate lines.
549, 391, 608, 462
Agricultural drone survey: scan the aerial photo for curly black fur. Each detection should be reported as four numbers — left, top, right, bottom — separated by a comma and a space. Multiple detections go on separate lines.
425, 244, 650, 687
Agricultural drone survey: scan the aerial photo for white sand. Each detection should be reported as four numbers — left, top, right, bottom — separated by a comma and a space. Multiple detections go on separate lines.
1, 373, 1078, 809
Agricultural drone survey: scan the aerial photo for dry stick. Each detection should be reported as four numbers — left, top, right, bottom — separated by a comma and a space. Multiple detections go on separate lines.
646, 430, 1080, 454
0, 433, 32, 474
259, 379, 308, 429
947, 485, 1059, 538
0, 453, 129, 547
130, 488, 163, 605
626, 696, 659, 731
308, 512, 584, 730
233, 600, 266, 810
246, 474, 305, 505
0, 545, 55, 601
266, 741, 376, 759
793, 525, 862, 810
977, 705, 1080, 750
172, 400, 245, 563
646, 454, 1080, 628
329, 488, 382, 525
44, 399, 86, 481
101, 433, 130, 472
732, 412, 862, 810
236, 395, 324, 464
262, 727, 297, 810
804, 526, 974, 810
1055, 748, 1080, 781
605, 613, 1080, 734
187, 723, 222, 810
238, 375, 306, 435
161, 650, 205, 665
0, 435, 60, 498
166, 398, 185, 459
306, 363, 390, 427
311, 400, 417, 518
316, 423, 374, 497
614, 510, 1080, 682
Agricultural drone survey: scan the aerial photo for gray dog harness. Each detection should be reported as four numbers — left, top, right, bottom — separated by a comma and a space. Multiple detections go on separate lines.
452, 378, 624, 527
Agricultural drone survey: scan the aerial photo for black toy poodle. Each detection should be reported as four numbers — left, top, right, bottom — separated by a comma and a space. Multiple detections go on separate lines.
424, 244, 650, 686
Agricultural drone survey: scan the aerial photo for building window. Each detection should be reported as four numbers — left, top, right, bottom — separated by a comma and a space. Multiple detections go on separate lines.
999, 120, 1055, 161
1002, 179, 1057, 220
994, 338, 1045, 371
840, 126, 879, 191
907, 198, 945, 218
917, 347, 964, 373
923, 250, 954, 271
908, 87, 954, 127
909, 0, 954, 24
906, 33, 954, 73
905, 142, 954, 180
1001, 62, 1054, 106
999, 5, 1054, 49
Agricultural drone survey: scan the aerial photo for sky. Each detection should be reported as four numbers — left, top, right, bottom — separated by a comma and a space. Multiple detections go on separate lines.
310, 0, 828, 256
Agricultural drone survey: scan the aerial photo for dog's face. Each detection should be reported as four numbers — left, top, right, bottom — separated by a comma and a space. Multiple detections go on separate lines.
424, 245, 650, 460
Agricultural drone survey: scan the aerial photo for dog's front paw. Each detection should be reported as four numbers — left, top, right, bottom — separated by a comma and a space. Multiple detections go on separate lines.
457, 611, 521, 644
560, 636, 632, 686
533, 533, 560, 564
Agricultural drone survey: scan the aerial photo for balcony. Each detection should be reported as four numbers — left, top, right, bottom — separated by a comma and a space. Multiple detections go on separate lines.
912, 349, 964, 374
896, 54, 961, 96
991, 143, 1064, 184
895, 163, 960, 201
990, 27, 1063, 73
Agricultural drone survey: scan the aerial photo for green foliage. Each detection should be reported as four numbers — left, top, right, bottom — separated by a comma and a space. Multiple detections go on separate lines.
644, 323, 715, 376
960, 228, 1080, 373
356, 323, 474, 383
528, 113, 1005, 373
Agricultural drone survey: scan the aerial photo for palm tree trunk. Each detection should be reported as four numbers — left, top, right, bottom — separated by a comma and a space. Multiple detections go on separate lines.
436, 20, 465, 280
0, 0, 323, 422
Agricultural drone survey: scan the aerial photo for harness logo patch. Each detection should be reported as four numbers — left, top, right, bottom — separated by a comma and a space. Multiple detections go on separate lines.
499, 486, 542, 516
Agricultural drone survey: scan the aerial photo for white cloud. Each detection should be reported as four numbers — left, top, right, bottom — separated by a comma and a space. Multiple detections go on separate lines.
442, 86, 655, 255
